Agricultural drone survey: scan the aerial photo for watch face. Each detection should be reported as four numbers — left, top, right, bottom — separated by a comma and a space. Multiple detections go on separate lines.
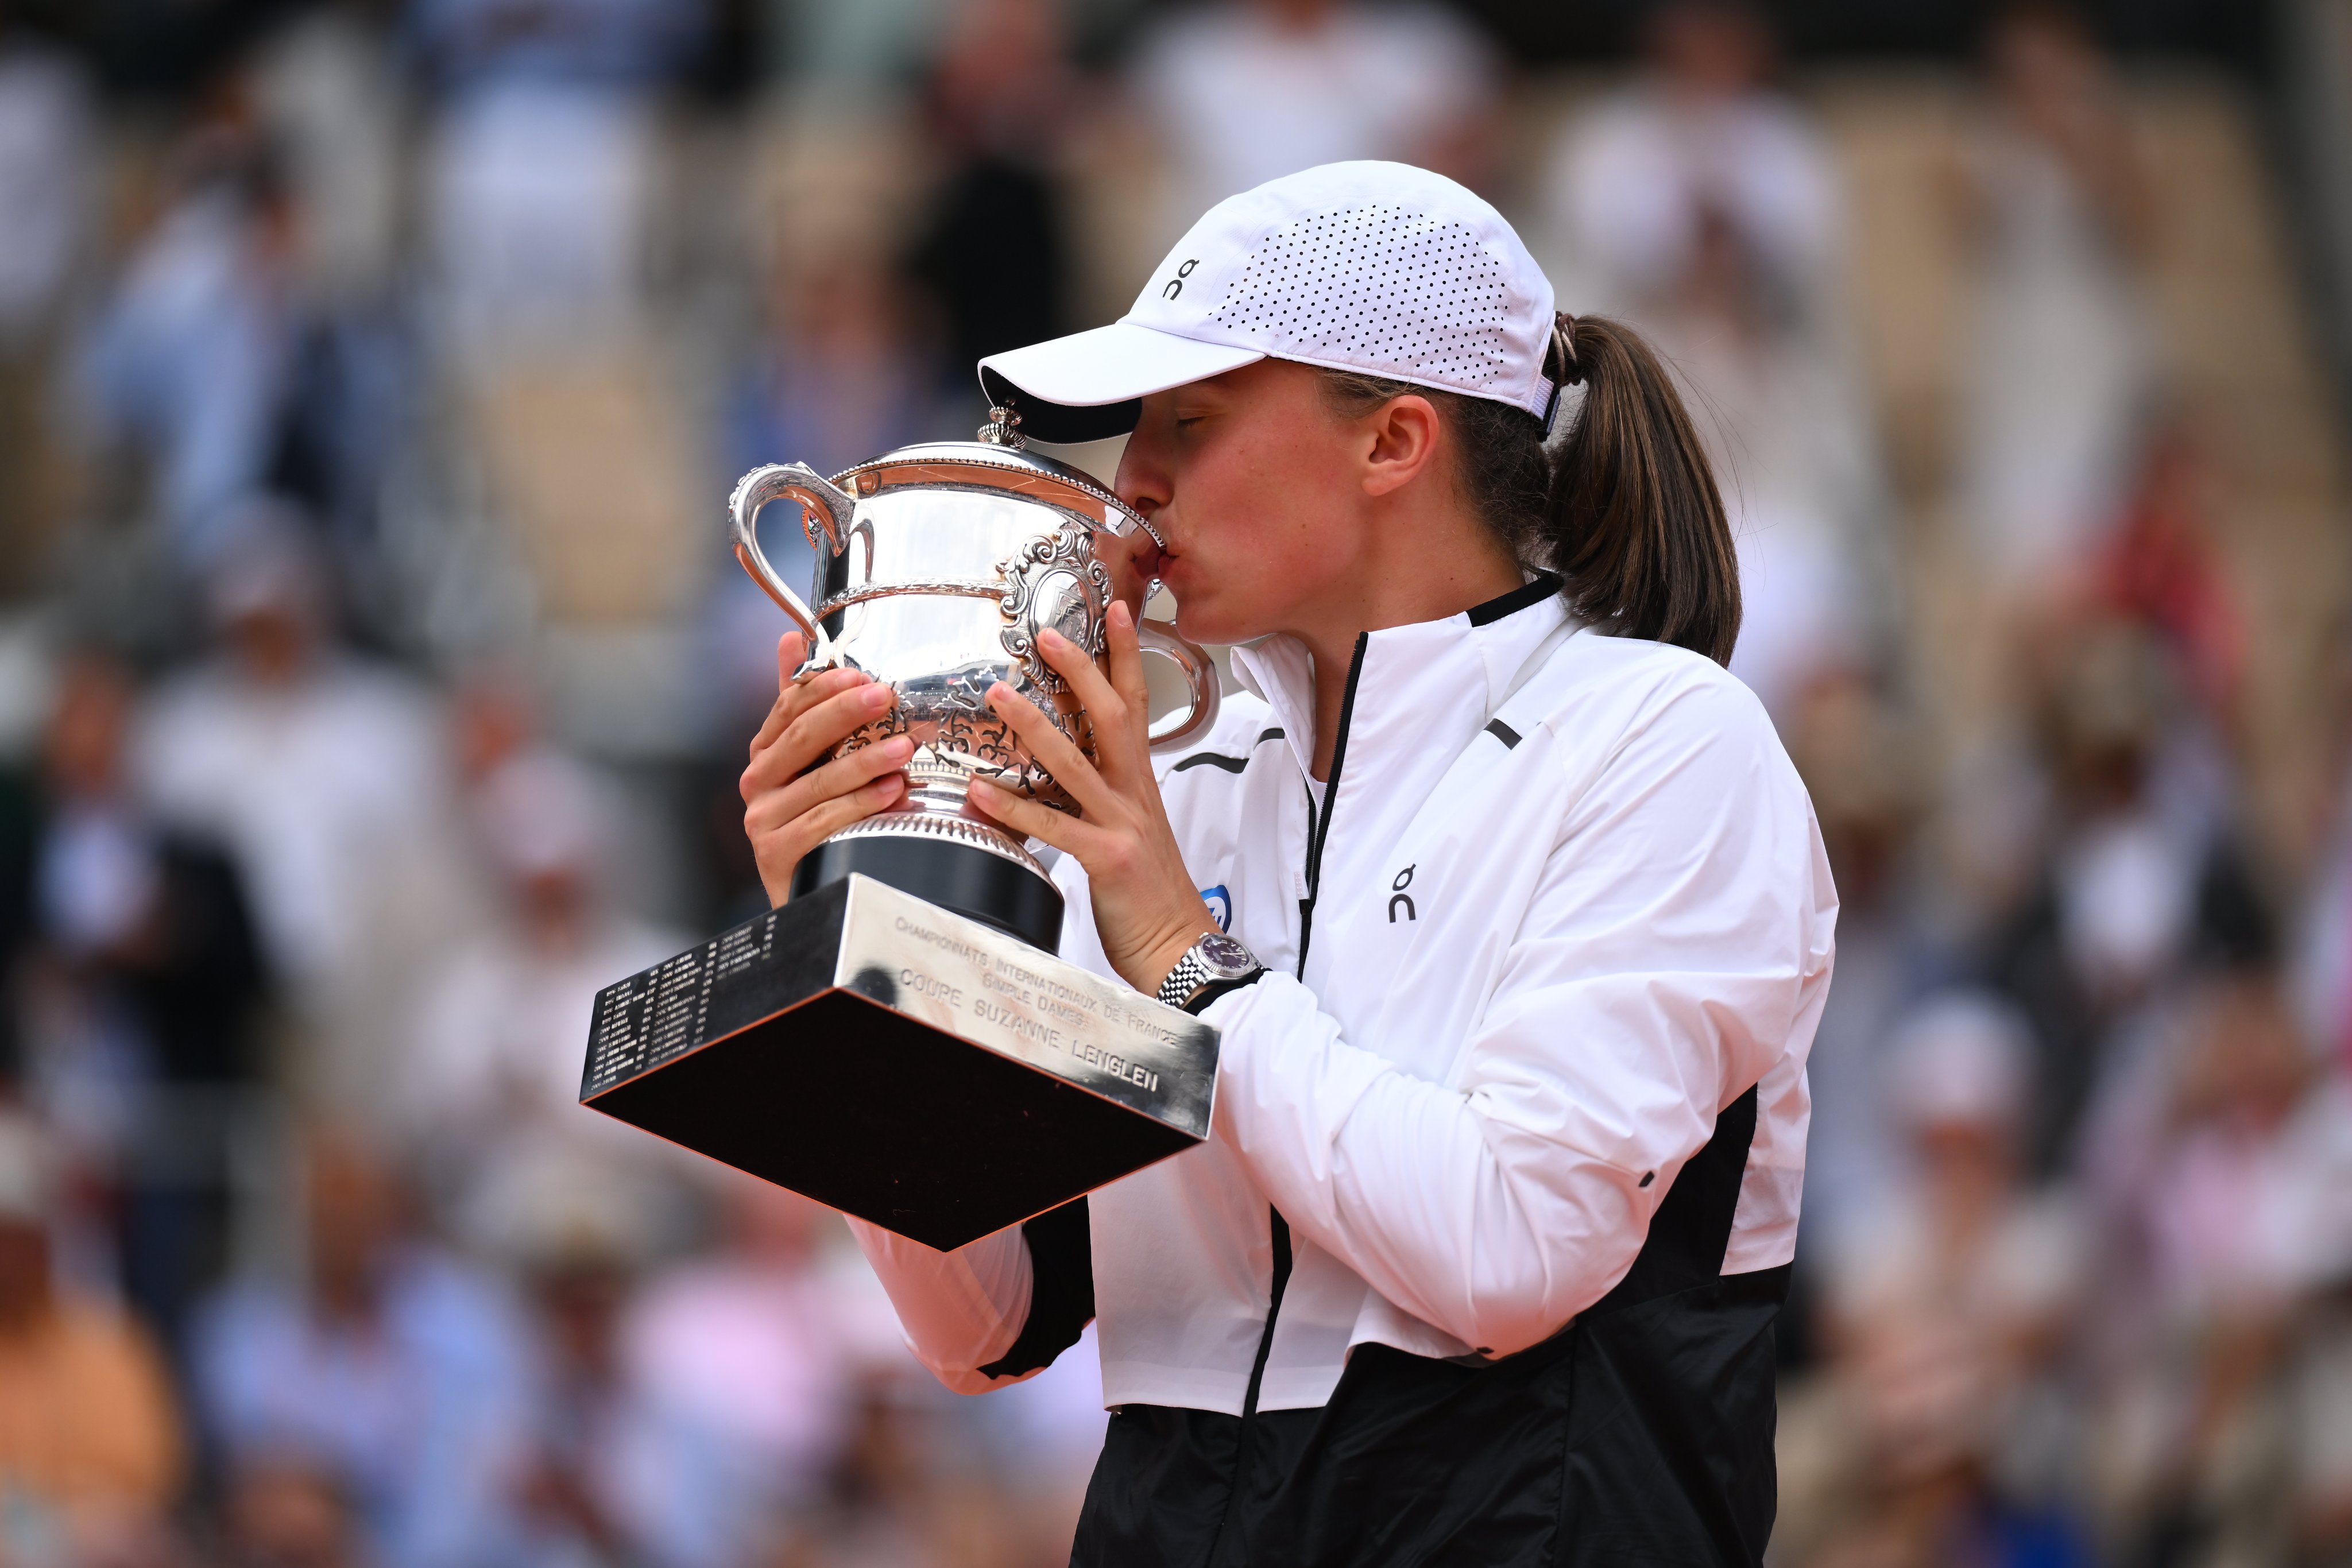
1197, 932, 1258, 979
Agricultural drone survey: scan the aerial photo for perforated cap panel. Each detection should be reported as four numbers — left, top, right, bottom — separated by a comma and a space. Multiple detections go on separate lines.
978, 161, 1560, 432
1207, 204, 1514, 392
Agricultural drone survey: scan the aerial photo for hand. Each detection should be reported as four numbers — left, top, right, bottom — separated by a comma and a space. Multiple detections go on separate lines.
741, 632, 913, 907
968, 601, 1217, 996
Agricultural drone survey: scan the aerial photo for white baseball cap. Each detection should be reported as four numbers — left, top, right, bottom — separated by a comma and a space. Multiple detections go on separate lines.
979, 161, 1561, 444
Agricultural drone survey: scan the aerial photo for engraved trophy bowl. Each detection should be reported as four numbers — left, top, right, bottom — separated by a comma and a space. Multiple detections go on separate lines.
731, 410, 1219, 951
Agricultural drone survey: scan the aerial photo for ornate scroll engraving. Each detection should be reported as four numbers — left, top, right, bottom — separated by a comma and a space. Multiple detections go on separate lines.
998, 521, 1112, 696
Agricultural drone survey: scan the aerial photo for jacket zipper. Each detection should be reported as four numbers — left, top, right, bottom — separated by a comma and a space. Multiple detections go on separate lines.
1295, 634, 1367, 976
1203, 633, 1369, 1567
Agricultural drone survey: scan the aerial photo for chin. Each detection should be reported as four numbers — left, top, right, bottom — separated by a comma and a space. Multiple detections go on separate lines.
1171, 606, 1254, 647
1160, 566, 1269, 645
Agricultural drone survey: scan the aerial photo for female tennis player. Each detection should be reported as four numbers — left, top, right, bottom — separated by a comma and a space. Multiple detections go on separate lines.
740, 161, 1835, 1567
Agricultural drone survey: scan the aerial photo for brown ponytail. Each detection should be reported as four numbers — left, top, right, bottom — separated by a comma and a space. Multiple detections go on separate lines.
1320, 312, 1742, 667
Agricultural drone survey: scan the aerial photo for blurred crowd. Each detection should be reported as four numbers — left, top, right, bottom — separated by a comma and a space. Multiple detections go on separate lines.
0, 1, 2347, 1566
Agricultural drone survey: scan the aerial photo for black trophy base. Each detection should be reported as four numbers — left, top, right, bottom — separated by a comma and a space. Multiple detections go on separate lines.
790, 828, 1063, 951
580, 874, 1216, 1251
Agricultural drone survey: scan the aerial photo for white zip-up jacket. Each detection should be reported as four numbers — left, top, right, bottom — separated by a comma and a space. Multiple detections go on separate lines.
850, 582, 1837, 1415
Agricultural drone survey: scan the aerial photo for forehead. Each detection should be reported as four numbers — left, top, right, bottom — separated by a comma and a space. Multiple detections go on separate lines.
1156, 358, 1324, 409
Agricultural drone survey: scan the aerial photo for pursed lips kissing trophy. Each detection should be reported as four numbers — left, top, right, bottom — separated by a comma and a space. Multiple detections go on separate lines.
577, 409, 1227, 1249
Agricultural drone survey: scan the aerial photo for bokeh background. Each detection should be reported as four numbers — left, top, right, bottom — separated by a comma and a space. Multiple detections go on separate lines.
3, 0, 2352, 1565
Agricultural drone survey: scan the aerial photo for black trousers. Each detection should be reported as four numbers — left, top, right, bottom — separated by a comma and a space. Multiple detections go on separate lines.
1069, 1265, 1788, 1568
1066, 1086, 1784, 1568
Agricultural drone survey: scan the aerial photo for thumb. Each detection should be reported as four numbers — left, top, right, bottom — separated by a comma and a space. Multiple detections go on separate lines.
776, 631, 807, 690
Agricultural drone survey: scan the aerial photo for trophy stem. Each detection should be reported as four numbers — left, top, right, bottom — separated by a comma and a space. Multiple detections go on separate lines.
788, 811, 1064, 952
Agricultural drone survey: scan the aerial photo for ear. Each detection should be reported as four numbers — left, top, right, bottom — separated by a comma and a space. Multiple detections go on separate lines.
1359, 394, 1442, 499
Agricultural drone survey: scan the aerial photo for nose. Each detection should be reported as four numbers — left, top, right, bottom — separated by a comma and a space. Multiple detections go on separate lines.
1115, 404, 1173, 530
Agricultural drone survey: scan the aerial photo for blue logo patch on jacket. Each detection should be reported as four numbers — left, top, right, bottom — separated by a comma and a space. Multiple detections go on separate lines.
1200, 885, 1232, 932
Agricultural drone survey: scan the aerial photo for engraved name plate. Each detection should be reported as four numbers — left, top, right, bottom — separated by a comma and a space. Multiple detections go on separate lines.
580, 874, 1219, 1250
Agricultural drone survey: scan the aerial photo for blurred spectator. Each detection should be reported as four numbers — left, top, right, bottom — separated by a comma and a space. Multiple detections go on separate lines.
908, 0, 1077, 402
1805, 996, 2093, 1566
2091, 978, 2352, 1325
2297, 756, 2352, 1079
72, 126, 301, 567
1785, 673, 1943, 1256
413, 0, 704, 350
2076, 422, 2243, 725
468, 1145, 744, 1568
220, 1460, 367, 1568
1984, 617, 2272, 1174
724, 255, 946, 491
962, 1319, 1112, 1561
706, 254, 949, 741
1537, 0, 1879, 719
2080, 975, 2352, 1559
194, 1125, 533, 1568
249, 3, 403, 311
401, 745, 678, 1215
0, 5, 91, 597
0, 8, 87, 341
777, 1380, 1009, 1568
129, 512, 467, 1116
18, 651, 267, 1352
1131, 0, 1497, 224
0, 1109, 185, 1563
2287, 1279, 2352, 1563
620, 1184, 860, 1546
1538, 0, 1842, 328
1952, 1, 2154, 593
409, 0, 702, 96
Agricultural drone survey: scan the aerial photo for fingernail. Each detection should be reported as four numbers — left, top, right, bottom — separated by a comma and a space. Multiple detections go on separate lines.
863, 684, 893, 706
1040, 629, 1068, 650
884, 735, 915, 758
1110, 601, 1131, 626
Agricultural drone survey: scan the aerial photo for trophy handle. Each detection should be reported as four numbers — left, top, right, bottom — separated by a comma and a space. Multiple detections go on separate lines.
1138, 619, 1221, 753
730, 463, 856, 673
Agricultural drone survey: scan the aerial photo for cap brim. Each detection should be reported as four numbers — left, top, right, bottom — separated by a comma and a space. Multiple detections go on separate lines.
978, 323, 1264, 444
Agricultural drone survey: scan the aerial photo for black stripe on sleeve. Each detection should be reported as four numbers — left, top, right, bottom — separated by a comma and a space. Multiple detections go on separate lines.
1485, 718, 1522, 749
977, 1197, 1094, 1379
1169, 727, 1286, 774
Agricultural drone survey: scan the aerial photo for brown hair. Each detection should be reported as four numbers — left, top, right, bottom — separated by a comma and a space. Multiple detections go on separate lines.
1321, 313, 1741, 666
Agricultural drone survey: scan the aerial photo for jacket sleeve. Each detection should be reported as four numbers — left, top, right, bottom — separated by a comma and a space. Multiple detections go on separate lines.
1204, 679, 1836, 1358
845, 1220, 1032, 1393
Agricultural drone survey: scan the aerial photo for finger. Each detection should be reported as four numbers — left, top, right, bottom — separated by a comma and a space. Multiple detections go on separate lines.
1035, 628, 1140, 787
742, 680, 896, 800
748, 632, 812, 753
1103, 602, 1152, 742
749, 679, 895, 795
750, 660, 865, 758
967, 776, 1093, 857
1037, 626, 1121, 719
753, 772, 907, 876
985, 680, 1124, 822
752, 733, 915, 828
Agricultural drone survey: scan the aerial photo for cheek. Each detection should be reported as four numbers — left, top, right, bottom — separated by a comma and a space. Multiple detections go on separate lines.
1159, 410, 1360, 637
1171, 474, 1336, 634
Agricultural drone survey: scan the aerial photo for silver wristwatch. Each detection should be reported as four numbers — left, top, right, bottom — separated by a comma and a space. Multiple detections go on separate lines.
1155, 931, 1264, 1011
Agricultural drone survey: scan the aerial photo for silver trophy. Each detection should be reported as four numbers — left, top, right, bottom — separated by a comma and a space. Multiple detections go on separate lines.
728, 408, 1219, 950
578, 411, 1225, 1248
